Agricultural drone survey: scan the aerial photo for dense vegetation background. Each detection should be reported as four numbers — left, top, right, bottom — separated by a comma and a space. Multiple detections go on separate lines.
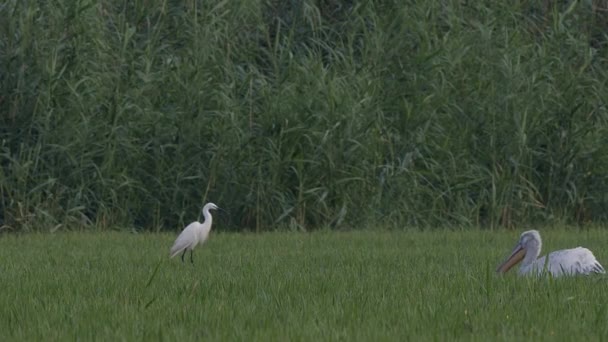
2, 0, 608, 232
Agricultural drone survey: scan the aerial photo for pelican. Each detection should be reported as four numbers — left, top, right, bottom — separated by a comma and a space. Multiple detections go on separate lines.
496, 230, 605, 277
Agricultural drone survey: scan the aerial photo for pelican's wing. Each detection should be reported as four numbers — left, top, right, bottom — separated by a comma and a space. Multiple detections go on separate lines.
169, 222, 198, 258
545, 247, 605, 276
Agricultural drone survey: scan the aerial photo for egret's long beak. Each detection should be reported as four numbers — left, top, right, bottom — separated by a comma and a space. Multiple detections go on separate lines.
496, 243, 526, 274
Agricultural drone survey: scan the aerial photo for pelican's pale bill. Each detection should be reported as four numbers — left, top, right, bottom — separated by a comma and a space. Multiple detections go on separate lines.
496, 244, 526, 273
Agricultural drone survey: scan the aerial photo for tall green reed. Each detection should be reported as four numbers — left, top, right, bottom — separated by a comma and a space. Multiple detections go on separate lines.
1, 0, 608, 231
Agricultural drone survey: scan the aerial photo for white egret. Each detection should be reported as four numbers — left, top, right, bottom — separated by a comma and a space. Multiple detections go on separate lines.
496, 230, 605, 277
170, 202, 220, 263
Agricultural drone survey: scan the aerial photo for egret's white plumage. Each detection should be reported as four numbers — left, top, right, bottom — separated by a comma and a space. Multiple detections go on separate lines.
496, 230, 605, 277
170, 202, 220, 263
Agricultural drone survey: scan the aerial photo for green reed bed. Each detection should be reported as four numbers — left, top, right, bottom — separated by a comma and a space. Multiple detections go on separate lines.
2, 1, 608, 232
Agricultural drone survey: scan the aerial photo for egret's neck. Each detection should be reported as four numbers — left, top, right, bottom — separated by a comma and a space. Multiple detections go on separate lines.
522, 240, 541, 266
202, 209, 213, 226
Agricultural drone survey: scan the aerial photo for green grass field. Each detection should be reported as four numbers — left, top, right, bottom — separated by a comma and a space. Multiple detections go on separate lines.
1, 229, 608, 341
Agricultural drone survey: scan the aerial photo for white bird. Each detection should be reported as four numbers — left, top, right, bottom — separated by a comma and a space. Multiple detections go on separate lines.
170, 202, 220, 263
496, 230, 605, 277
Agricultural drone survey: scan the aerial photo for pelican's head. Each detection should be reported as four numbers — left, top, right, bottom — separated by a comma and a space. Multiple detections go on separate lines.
496, 230, 542, 274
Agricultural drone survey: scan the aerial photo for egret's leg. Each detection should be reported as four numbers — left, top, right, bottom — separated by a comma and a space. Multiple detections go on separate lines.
181, 249, 187, 263
190, 250, 194, 264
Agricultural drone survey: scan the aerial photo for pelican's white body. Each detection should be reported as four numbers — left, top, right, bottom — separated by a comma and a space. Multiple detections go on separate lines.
519, 246, 604, 276
497, 230, 605, 277
170, 203, 217, 259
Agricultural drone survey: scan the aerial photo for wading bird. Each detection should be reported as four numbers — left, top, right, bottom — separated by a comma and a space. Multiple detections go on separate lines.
170, 202, 220, 263
496, 230, 605, 277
